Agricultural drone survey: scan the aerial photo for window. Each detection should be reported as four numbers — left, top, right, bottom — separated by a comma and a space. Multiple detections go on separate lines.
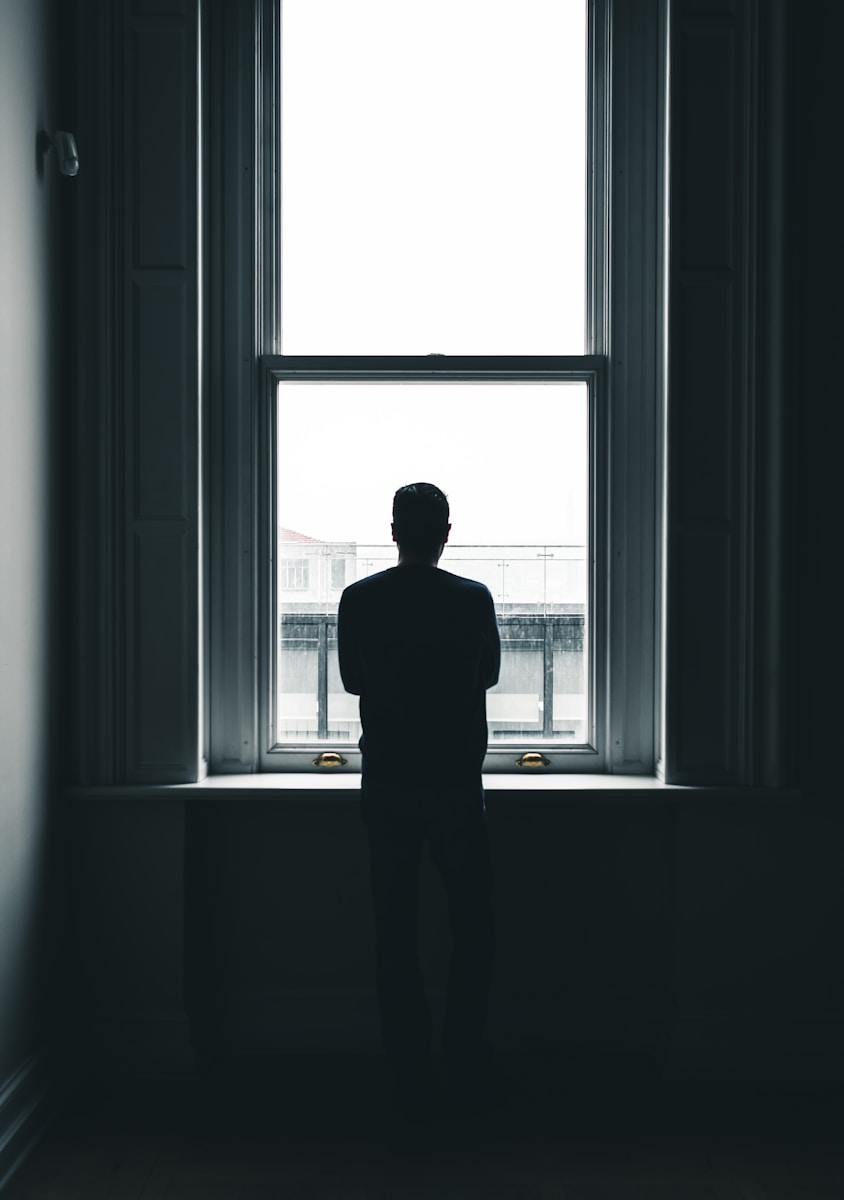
281, 557, 310, 592
206, 0, 663, 776
330, 559, 346, 592
255, 0, 633, 774
268, 372, 601, 768
80, 0, 781, 788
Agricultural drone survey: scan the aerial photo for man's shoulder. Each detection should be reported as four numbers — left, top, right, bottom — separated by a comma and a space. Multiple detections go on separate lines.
341, 566, 493, 607
435, 569, 494, 600
340, 568, 397, 603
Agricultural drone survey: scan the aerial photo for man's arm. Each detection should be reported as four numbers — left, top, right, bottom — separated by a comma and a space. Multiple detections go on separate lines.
480, 587, 501, 690
337, 587, 362, 695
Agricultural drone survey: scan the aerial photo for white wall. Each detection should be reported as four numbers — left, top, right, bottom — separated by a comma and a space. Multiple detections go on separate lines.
0, 0, 63, 1085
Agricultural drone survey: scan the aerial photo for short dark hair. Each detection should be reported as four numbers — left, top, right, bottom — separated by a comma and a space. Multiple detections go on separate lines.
392, 482, 450, 554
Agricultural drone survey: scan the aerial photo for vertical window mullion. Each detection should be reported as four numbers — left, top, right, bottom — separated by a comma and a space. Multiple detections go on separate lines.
317, 616, 328, 740
543, 619, 555, 740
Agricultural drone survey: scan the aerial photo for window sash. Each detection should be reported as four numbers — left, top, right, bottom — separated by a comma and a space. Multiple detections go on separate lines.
258, 356, 608, 774
253, 1, 609, 772
278, 0, 589, 356
255, 0, 608, 359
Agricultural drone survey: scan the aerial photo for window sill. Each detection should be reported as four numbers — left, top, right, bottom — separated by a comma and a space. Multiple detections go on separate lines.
64, 774, 803, 802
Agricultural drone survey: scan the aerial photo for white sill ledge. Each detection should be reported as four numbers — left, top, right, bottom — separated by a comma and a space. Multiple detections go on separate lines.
192, 773, 677, 790
64, 774, 803, 802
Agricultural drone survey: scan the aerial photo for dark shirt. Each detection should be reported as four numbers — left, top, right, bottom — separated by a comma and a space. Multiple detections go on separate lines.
337, 565, 501, 786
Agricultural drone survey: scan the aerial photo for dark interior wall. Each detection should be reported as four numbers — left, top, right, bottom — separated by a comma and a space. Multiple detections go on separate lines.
62, 0, 844, 1082
69, 788, 844, 1078
794, 0, 844, 797
188, 791, 844, 1077
0, 0, 67, 1088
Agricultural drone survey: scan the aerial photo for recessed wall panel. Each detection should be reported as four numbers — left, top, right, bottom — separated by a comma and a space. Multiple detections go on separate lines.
133, 28, 188, 268
133, 0, 187, 13
665, 0, 752, 785
674, 535, 732, 775
676, 29, 735, 270
685, 0, 737, 14
130, 531, 194, 776
134, 282, 188, 520
677, 280, 732, 523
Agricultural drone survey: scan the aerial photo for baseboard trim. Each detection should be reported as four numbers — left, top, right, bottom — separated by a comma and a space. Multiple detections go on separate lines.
0, 1055, 52, 1195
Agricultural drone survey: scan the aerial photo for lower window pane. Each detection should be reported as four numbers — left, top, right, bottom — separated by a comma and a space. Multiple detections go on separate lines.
276, 380, 589, 750
277, 623, 319, 738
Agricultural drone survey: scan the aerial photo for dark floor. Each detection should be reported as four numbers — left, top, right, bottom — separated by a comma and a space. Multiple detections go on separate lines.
5, 1056, 844, 1199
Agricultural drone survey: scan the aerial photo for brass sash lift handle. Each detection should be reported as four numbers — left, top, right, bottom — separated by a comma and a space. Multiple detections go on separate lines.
515, 752, 551, 768
312, 752, 348, 768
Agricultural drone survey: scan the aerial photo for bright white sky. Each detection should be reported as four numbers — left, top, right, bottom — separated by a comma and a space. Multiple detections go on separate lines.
281, 0, 586, 356
278, 381, 588, 545
278, 0, 588, 548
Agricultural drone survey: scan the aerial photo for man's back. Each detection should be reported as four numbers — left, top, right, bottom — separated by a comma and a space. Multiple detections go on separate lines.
338, 564, 500, 785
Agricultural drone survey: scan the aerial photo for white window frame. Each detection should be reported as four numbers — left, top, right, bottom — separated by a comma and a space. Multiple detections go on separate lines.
259, 357, 608, 773
206, 0, 665, 777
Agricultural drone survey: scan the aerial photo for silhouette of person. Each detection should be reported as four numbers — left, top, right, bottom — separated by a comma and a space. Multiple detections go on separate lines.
337, 483, 501, 1115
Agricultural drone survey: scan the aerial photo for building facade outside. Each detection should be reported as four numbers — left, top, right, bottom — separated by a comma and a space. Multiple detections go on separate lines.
278, 529, 587, 747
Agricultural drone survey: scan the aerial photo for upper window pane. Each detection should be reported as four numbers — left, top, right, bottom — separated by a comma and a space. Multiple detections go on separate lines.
280, 0, 587, 354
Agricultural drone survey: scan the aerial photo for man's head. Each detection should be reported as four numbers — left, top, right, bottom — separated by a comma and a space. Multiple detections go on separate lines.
391, 482, 451, 561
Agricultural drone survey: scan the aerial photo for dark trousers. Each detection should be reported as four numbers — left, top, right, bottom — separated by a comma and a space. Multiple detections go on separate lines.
361, 781, 495, 1074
